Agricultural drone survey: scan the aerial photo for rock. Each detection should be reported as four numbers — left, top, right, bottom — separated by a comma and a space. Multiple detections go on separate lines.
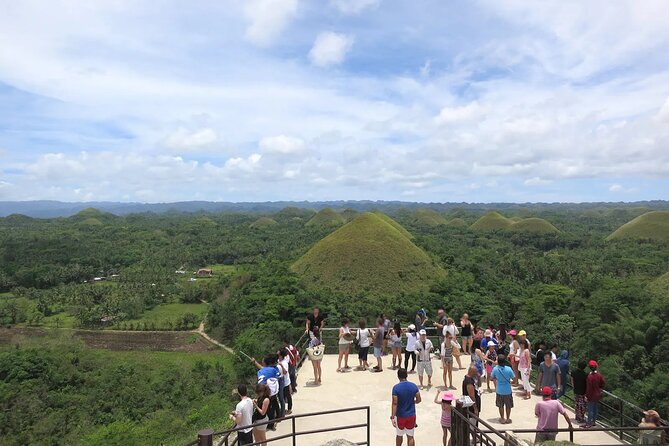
320, 440, 358, 446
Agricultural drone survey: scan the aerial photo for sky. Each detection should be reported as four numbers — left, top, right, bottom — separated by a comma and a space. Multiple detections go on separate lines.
0, 0, 668, 203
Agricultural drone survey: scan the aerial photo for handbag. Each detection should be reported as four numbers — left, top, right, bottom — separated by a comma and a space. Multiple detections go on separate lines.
306, 344, 325, 361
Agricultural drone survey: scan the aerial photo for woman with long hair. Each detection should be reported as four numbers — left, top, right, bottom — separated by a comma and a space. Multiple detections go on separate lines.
389, 321, 404, 370
252, 384, 271, 446
404, 324, 418, 373
460, 313, 473, 354
309, 327, 323, 384
441, 333, 456, 389
518, 339, 532, 399
337, 318, 352, 372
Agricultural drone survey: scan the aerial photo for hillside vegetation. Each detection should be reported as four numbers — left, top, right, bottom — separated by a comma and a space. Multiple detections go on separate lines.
445, 217, 468, 228
508, 217, 560, 234
606, 211, 669, 241
413, 208, 448, 226
292, 213, 443, 295
250, 217, 278, 229
305, 208, 346, 227
470, 211, 513, 231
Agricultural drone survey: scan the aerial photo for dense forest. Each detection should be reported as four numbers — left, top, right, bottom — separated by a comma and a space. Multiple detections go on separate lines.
0, 204, 668, 445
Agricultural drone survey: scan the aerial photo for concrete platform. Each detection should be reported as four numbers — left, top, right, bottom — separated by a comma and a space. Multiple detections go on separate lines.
272, 354, 624, 445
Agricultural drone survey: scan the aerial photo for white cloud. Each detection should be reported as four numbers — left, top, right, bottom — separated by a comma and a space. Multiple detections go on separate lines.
434, 102, 485, 125
657, 97, 669, 122
330, 0, 380, 14
609, 184, 624, 192
309, 32, 354, 67
243, 0, 299, 46
259, 135, 307, 155
165, 127, 218, 151
420, 60, 431, 77
524, 177, 552, 186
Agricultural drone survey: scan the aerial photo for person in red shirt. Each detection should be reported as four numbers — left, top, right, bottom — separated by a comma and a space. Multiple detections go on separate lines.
583, 360, 605, 428
282, 339, 300, 393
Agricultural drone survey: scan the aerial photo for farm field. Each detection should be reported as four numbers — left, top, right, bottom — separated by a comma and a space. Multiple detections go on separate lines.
112, 303, 208, 330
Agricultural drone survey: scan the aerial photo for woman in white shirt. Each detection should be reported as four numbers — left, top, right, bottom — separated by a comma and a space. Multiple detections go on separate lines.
356, 319, 372, 370
337, 318, 353, 372
404, 324, 418, 373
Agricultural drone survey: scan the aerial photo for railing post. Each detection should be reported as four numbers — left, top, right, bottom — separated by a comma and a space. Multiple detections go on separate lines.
569, 423, 574, 443
292, 416, 297, 446
198, 428, 214, 446
366, 406, 371, 445
619, 399, 624, 440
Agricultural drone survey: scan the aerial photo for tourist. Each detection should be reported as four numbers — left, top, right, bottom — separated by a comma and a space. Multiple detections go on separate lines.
305, 306, 325, 339
570, 360, 588, 424
441, 333, 456, 390
534, 386, 573, 444
230, 384, 254, 445
550, 344, 559, 360
517, 329, 531, 353
389, 322, 404, 369
484, 340, 498, 392
508, 330, 519, 385
472, 324, 484, 359
584, 360, 605, 428
309, 327, 323, 384
404, 324, 418, 373
382, 314, 392, 355
534, 342, 546, 367
518, 339, 532, 399
373, 317, 386, 372
252, 384, 271, 446
251, 355, 281, 430
462, 365, 481, 417
481, 329, 494, 350
278, 348, 292, 415
433, 308, 448, 355
536, 352, 561, 399
638, 409, 666, 444
282, 339, 299, 393
414, 309, 427, 332
460, 313, 473, 354
491, 355, 516, 424
337, 318, 353, 372
356, 319, 372, 370
391, 368, 421, 446
444, 318, 463, 369
496, 323, 508, 356
415, 329, 433, 388
473, 348, 485, 383
434, 390, 454, 446
556, 350, 570, 398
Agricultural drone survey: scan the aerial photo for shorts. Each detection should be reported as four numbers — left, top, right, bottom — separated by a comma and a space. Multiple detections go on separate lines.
461, 336, 472, 340
358, 346, 369, 361
485, 364, 493, 376
396, 416, 416, 436
442, 356, 453, 365
495, 393, 514, 409
254, 416, 269, 431
417, 361, 433, 376
374, 347, 382, 358
535, 431, 557, 443
338, 343, 350, 353
392, 341, 402, 349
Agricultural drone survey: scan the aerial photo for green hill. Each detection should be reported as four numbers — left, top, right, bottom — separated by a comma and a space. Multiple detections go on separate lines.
291, 212, 444, 295
340, 209, 359, 222
250, 217, 278, 229
69, 208, 116, 222
509, 216, 523, 222
305, 208, 346, 227
445, 218, 468, 228
413, 208, 448, 226
648, 271, 669, 299
275, 206, 315, 221
79, 217, 104, 226
373, 212, 414, 239
508, 218, 559, 234
470, 211, 513, 231
606, 211, 669, 241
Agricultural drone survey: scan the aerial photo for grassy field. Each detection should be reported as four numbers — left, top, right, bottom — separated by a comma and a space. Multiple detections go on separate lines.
41, 312, 78, 328
117, 303, 208, 329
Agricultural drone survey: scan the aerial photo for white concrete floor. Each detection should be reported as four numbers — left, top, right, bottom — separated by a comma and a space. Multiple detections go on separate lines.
271, 354, 623, 446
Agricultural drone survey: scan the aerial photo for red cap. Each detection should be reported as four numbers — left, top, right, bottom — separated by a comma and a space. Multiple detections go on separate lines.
542, 386, 553, 397
588, 360, 598, 368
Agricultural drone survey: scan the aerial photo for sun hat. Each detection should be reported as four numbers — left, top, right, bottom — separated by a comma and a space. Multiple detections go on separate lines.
542, 386, 553, 397
484, 329, 493, 337
508, 329, 517, 336
643, 410, 661, 424
419, 329, 427, 335
408, 324, 416, 331
518, 330, 526, 336
442, 392, 455, 402
487, 341, 497, 348
588, 360, 598, 368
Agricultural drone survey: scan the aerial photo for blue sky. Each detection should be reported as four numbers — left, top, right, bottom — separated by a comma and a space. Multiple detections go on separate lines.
0, 0, 668, 203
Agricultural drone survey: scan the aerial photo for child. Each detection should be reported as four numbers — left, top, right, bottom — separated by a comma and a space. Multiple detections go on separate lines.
484, 341, 498, 392
434, 390, 454, 446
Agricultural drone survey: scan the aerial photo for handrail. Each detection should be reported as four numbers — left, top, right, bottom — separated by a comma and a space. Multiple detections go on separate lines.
188, 405, 371, 446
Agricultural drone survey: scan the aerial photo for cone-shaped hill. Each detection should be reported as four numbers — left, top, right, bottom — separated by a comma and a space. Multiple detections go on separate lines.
69, 207, 116, 222
374, 212, 414, 239
606, 211, 669, 242
413, 208, 448, 226
445, 218, 468, 228
508, 218, 559, 234
79, 217, 104, 226
470, 211, 513, 231
305, 208, 346, 227
275, 206, 315, 221
341, 209, 359, 222
291, 212, 444, 295
250, 217, 278, 229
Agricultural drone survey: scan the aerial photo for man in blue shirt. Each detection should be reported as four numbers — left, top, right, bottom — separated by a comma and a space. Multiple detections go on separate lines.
252, 355, 282, 430
391, 368, 421, 446
491, 355, 516, 424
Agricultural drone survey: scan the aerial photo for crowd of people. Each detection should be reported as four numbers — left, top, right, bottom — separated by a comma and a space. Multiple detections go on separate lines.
227, 306, 665, 446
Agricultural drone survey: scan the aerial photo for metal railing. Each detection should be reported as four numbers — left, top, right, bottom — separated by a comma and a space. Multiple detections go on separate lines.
186, 406, 371, 446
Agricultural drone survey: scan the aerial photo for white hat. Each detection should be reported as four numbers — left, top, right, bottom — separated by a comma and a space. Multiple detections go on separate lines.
408, 324, 416, 330
419, 329, 427, 335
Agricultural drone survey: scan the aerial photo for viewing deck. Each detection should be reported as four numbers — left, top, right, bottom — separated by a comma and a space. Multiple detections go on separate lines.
273, 354, 624, 445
